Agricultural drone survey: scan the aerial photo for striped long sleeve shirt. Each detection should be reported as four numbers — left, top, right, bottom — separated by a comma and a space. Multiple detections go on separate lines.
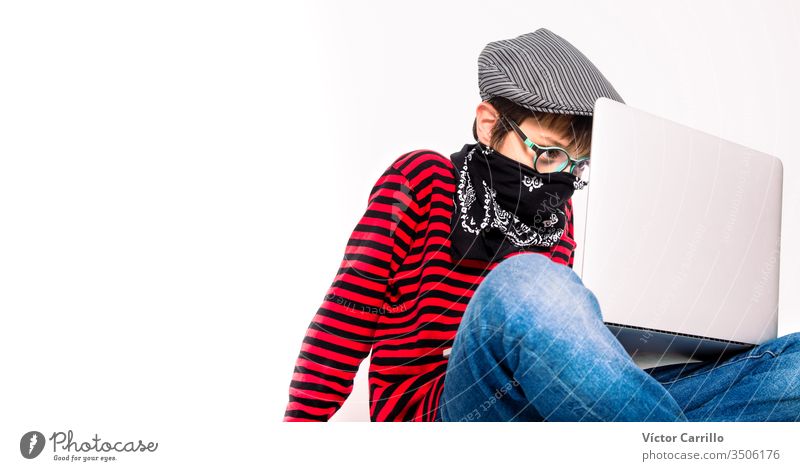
283, 149, 577, 421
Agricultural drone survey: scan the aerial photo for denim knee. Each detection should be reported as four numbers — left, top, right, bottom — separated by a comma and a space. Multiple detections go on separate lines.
744, 331, 800, 415
488, 253, 580, 285
468, 253, 600, 335
774, 331, 800, 354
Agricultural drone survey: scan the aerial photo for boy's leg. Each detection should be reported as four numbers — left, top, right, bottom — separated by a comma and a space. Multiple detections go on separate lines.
642, 332, 800, 421
436, 253, 687, 422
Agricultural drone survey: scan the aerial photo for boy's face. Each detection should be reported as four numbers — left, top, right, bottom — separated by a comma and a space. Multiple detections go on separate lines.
475, 101, 574, 169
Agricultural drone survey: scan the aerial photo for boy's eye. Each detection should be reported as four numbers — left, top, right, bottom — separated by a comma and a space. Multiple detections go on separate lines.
542, 149, 565, 160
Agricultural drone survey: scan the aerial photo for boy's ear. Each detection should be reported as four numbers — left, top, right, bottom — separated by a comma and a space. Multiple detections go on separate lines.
474, 101, 500, 145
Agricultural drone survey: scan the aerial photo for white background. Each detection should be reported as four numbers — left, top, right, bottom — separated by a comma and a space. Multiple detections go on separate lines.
2, 1, 799, 469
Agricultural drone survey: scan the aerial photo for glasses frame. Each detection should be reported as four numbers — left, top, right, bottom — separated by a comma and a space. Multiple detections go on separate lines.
501, 115, 590, 177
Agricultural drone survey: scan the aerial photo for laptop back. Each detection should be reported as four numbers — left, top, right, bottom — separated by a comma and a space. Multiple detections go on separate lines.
579, 98, 783, 356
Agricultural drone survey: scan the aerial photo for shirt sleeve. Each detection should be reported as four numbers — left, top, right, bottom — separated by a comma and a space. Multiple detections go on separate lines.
283, 163, 420, 421
565, 197, 576, 269
548, 197, 577, 268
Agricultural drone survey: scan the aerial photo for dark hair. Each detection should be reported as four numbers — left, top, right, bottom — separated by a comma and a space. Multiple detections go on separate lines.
472, 96, 593, 157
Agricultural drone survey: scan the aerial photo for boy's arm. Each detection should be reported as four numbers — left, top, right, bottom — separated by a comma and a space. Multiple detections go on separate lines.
283, 163, 419, 421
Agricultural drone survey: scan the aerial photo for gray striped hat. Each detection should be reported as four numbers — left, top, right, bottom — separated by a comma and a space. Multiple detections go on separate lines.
478, 28, 624, 116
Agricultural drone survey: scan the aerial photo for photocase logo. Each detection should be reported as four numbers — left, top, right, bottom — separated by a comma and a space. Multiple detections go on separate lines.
20, 431, 45, 459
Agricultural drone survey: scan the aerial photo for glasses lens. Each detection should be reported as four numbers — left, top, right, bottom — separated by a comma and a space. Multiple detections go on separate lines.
534, 149, 569, 173
574, 160, 590, 185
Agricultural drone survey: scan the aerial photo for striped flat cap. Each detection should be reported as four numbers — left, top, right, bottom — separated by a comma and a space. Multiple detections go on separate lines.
478, 28, 624, 116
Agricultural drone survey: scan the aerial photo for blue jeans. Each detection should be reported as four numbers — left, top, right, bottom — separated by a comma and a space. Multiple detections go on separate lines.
436, 253, 800, 421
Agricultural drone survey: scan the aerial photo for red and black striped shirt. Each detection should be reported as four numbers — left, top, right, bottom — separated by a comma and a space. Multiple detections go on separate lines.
284, 149, 576, 421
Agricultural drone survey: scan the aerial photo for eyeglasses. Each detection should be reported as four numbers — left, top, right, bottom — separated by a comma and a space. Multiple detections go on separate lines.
501, 115, 591, 185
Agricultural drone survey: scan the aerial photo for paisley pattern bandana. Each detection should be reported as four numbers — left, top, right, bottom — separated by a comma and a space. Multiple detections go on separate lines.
449, 141, 583, 263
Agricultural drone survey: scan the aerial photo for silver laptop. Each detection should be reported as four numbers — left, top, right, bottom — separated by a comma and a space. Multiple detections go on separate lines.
576, 97, 784, 368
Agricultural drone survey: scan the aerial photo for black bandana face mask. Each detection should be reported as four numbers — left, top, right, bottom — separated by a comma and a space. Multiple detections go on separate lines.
449, 141, 583, 263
